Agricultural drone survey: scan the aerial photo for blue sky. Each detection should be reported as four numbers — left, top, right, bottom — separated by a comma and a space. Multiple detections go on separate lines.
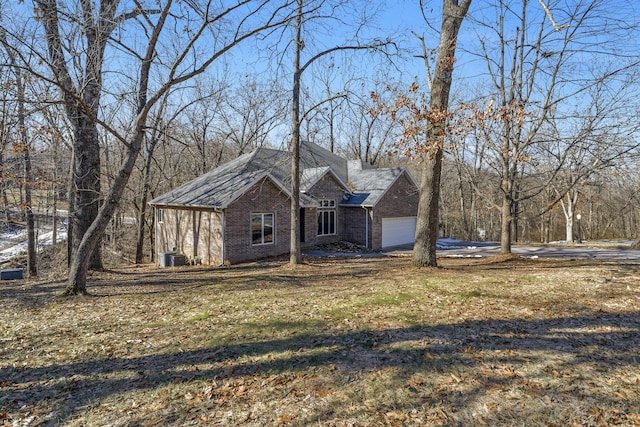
7, 0, 638, 91
3, 0, 639, 149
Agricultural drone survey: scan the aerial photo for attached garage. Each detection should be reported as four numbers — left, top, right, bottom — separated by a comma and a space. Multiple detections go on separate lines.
381, 217, 417, 248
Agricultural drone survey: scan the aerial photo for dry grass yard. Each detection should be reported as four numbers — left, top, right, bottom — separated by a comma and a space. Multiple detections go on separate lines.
1, 255, 639, 426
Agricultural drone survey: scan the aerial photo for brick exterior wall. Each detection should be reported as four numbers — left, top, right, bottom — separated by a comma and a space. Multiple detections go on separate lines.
304, 173, 349, 246
342, 206, 371, 247
224, 177, 291, 264
370, 172, 419, 250
300, 208, 315, 247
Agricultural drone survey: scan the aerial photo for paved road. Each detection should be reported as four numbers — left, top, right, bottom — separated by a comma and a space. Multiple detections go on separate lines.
433, 241, 640, 261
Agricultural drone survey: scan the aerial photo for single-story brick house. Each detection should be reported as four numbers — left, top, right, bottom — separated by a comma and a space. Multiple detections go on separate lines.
149, 141, 419, 265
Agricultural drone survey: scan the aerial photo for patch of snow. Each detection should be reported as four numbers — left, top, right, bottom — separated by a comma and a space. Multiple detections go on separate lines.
436, 238, 493, 250
441, 253, 484, 258
0, 225, 67, 264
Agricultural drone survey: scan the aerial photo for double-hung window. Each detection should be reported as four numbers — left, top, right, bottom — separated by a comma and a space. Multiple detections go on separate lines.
252, 213, 274, 245
317, 199, 336, 236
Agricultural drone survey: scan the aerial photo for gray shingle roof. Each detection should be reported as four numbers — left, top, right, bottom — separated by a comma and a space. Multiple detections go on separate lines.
341, 168, 413, 207
150, 142, 416, 209
149, 148, 289, 208
299, 141, 348, 182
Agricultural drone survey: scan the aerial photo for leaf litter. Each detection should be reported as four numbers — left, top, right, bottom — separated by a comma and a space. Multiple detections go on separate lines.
0, 256, 639, 426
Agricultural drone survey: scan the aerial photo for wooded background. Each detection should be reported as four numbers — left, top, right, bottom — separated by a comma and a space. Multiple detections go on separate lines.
0, 0, 639, 286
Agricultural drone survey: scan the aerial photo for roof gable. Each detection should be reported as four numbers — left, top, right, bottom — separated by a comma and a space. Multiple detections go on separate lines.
342, 168, 418, 207
149, 148, 290, 209
301, 166, 351, 193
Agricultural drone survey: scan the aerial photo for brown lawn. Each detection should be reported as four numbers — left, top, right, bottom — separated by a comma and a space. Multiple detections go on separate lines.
1, 255, 639, 426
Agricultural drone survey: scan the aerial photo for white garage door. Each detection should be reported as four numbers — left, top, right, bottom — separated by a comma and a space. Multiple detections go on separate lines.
382, 217, 417, 248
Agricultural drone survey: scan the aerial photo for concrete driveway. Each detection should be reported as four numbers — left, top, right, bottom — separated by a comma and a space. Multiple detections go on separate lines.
383, 240, 640, 261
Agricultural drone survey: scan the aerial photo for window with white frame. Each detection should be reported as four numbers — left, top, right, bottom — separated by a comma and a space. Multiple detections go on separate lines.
251, 213, 274, 245
157, 208, 164, 223
317, 199, 336, 236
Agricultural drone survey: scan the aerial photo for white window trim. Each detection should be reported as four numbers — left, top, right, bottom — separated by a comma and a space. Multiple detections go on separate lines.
251, 212, 275, 246
317, 199, 337, 236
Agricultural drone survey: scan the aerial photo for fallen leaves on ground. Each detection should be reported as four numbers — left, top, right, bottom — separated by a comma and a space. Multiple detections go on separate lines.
1, 256, 639, 426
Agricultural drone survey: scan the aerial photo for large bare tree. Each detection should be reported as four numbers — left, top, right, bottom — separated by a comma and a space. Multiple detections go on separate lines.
469, 0, 640, 254
33, 0, 120, 270
4, 0, 298, 294
412, 0, 472, 267
287, 0, 392, 265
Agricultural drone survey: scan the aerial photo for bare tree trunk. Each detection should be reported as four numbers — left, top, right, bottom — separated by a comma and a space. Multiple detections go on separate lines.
328, 101, 335, 152
561, 189, 578, 242
0, 150, 8, 222
37, 0, 112, 271
499, 143, 515, 253
412, 0, 472, 267
565, 215, 574, 242
289, 0, 303, 266
22, 130, 37, 278
1, 21, 37, 276
66, 148, 75, 266
135, 133, 160, 264
413, 151, 444, 266
51, 140, 59, 245
65, 136, 143, 294
135, 155, 153, 264
0, 137, 6, 218
500, 190, 512, 254
0, 63, 8, 223
17, 70, 37, 277
470, 191, 478, 240
455, 164, 471, 239
52, 182, 57, 245
67, 199, 73, 262
71, 119, 103, 270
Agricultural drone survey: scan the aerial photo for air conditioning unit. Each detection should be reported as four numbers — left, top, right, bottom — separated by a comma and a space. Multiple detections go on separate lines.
160, 252, 176, 267
169, 254, 186, 267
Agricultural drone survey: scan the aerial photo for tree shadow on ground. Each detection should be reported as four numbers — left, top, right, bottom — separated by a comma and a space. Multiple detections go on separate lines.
0, 257, 388, 305
1, 311, 638, 425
